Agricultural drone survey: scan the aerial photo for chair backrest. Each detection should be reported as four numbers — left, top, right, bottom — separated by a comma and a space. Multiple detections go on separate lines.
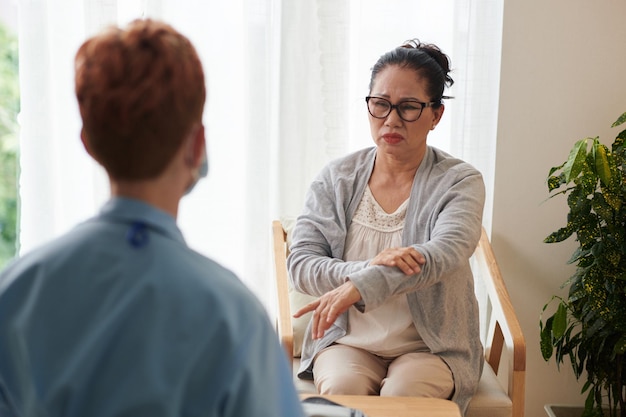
271, 220, 526, 417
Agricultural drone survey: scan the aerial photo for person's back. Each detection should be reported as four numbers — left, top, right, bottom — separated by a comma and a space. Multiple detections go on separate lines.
0, 19, 304, 417
0, 198, 302, 417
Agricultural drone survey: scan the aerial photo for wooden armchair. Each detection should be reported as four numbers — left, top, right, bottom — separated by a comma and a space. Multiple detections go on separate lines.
272, 220, 526, 417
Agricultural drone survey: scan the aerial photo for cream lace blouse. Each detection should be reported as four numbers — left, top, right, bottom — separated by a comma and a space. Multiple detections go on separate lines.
336, 186, 428, 357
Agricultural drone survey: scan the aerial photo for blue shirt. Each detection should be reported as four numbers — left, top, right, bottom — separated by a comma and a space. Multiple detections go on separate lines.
0, 197, 304, 417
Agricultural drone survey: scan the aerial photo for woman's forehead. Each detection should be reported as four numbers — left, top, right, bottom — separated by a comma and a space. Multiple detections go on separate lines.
370, 66, 427, 98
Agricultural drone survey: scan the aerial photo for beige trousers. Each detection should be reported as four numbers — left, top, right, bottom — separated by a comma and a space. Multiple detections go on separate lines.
313, 344, 454, 398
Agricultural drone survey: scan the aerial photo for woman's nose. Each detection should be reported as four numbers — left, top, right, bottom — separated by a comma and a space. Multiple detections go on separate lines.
384, 107, 403, 126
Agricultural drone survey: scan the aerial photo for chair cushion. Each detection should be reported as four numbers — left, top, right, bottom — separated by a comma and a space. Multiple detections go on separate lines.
466, 363, 512, 417
292, 358, 512, 417
292, 358, 317, 394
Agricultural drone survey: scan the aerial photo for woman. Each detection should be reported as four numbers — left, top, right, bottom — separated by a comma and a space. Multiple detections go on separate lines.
287, 40, 485, 415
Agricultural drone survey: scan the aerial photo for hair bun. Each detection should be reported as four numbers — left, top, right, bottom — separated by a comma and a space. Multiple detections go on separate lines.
401, 39, 453, 88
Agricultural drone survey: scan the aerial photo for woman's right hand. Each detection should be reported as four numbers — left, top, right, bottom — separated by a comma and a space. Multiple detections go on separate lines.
370, 246, 425, 275
293, 280, 362, 339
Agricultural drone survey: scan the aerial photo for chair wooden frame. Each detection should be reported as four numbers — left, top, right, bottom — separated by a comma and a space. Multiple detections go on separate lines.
272, 220, 526, 417
471, 227, 526, 417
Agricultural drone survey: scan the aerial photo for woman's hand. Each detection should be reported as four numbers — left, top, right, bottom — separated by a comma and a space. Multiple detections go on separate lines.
293, 281, 361, 340
370, 246, 425, 275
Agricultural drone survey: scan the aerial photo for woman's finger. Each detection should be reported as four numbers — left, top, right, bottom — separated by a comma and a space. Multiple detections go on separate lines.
293, 299, 320, 318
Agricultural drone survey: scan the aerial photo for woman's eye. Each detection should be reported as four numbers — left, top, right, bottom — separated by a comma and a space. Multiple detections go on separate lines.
373, 100, 390, 109
400, 103, 420, 111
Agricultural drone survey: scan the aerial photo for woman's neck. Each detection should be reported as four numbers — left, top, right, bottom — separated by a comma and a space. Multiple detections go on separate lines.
367, 149, 425, 213
371, 147, 425, 184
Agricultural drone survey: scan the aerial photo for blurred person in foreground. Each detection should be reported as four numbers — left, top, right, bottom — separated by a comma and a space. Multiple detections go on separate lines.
0, 18, 304, 417
288, 40, 485, 415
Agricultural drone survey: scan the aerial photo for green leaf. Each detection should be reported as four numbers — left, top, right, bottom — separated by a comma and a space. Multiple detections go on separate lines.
591, 193, 613, 224
611, 111, 626, 128
540, 315, 554, 361
548, 162, 565, 177
612, 131, 626, 157
562, 139, 590, 183
547, 175, 564, 192
576, 157, 598, 195
593, 142, 611, 186
545, 225, 575, 243
553, 302, 567, 339
567, 245, 589, 265
602, 188, 622, 211
582, 390, 596, 417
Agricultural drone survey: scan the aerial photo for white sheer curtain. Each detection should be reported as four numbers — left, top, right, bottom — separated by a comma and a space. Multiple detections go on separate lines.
16, 0, 502, 307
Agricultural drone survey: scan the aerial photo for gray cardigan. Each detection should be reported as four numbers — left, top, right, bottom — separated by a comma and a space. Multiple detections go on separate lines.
287, 146, 485, 414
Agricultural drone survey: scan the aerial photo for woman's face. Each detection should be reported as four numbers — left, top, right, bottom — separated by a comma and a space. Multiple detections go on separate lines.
368, 65, 444, 162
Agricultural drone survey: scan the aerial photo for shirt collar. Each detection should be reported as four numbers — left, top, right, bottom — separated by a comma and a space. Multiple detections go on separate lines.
98, 197, 186, 245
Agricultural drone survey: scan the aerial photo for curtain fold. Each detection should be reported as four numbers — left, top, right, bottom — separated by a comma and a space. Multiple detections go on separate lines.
450, 0, 503, 236
16, 0, 502, 307
317, 0, 350, 160
18, 0, 105, 255
275, 0, 326, 219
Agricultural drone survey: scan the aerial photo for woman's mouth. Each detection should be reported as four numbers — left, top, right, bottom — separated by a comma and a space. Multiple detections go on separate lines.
382, 133, 404, 144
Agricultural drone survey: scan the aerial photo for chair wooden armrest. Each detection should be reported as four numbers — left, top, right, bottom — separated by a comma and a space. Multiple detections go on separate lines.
472, 227, 526, 417
272, 220, 294, 363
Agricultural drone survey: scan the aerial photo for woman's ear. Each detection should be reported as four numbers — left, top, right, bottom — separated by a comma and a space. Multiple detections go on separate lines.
431, 105, 445, 130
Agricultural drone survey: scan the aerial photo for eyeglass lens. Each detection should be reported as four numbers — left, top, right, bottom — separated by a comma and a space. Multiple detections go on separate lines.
366, 97, 424, 122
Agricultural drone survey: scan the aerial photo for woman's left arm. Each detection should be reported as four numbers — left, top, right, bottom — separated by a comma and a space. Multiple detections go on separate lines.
350, 167, 485, 311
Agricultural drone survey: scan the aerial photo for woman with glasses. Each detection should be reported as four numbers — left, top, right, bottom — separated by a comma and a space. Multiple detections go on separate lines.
287, 40, 485, 415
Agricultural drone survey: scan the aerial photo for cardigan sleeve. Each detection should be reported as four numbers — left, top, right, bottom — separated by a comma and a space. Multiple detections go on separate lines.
287, 149, 378, 297
287, 172, 371, 297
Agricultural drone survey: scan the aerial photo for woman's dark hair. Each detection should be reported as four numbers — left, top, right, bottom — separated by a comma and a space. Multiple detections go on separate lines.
369, 39, 453, 107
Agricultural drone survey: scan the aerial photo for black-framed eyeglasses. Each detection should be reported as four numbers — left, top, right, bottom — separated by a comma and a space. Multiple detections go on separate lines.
365, 96, 438, 122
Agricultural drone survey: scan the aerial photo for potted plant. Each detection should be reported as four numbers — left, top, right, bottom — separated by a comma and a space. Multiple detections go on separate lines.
540, 111, 626, 417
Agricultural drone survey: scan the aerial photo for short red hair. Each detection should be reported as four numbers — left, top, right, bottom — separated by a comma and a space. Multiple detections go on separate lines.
75, 19, 206, 180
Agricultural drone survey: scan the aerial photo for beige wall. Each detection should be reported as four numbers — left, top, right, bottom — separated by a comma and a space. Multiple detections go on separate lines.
494, 1, 626, 416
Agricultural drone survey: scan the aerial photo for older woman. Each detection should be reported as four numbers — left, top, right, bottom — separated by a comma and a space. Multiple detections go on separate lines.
288, 40, 485, 415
